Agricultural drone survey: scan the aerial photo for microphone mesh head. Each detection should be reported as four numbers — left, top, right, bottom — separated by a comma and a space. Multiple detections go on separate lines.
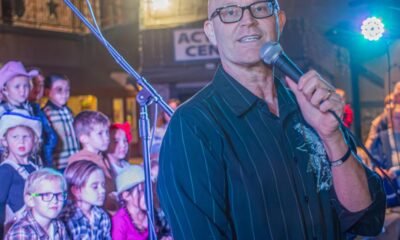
259, 42, 282, 65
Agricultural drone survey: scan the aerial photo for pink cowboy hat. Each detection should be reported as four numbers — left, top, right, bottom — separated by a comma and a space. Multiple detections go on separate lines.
0, 61, 38, 89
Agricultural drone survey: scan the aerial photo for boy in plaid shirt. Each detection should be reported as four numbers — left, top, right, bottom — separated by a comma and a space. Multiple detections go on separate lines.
43, 74, 79, 172
6, 168, 68, 240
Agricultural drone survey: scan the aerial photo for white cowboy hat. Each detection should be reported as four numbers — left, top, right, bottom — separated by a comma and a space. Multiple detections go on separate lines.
116, 165, 144, 194
0, 109, 42, 138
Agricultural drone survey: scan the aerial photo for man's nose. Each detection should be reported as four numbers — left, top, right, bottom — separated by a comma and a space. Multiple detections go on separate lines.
240, 8, 257, 24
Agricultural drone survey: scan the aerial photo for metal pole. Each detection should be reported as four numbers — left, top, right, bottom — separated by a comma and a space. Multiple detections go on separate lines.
350, 54, 362, 139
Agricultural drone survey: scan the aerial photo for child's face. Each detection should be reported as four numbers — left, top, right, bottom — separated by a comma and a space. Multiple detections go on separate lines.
3, 126, 35, 159
108, 129, 128, 160
28, 179, 66, 221
84, 124, 110, 152
77, 169, 106, 206
3, 76, 30, 105
29, 75, 45, 101
48, 79, 70, 107
125, 183, 146, 211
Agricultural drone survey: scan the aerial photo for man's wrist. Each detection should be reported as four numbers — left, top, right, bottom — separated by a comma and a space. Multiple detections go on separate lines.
320, 130, 349, 162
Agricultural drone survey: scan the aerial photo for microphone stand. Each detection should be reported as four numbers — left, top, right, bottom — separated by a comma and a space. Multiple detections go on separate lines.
63, 1, 173, 239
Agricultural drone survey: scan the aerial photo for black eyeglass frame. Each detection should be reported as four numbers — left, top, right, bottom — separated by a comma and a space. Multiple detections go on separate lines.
31, 192, 67, 202
209, 0, 278, 24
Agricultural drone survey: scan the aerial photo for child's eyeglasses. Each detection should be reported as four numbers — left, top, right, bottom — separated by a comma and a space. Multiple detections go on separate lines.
31, 192, 67, 202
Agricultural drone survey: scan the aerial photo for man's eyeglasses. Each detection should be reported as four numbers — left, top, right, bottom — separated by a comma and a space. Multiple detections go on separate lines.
209, 1, 276, 24
31, 192, 67, 202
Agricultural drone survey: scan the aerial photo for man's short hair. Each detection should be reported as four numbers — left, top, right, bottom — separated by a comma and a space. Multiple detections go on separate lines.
24, 168, 67, 198
74, 110, 110, 139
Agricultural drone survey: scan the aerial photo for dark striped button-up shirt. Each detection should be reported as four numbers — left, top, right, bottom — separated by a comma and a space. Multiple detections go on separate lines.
157, 66, 385, 240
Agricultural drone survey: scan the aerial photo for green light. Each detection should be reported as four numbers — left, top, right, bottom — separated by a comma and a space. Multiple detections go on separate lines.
361, 17, 385, 41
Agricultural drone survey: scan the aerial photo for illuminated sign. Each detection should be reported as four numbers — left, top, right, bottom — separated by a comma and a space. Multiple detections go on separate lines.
174, 28, 219, 61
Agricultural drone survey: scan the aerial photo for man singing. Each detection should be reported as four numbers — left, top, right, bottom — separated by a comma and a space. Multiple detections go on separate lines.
157, 0, 385, 239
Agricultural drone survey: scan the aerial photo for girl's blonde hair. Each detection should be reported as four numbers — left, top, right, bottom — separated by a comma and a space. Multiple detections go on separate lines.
0, 125, 42, 165
64, 160, 103, 201
24, 168, 67, 197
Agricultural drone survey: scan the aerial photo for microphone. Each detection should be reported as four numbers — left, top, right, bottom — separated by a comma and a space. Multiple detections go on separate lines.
259, 41, 303, 83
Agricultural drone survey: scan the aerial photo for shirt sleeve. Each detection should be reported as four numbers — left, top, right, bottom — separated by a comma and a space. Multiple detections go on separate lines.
5, 227, 31, 240
331, 164, 386, 236
111, 214, 126, 240
157, 109, 234, 240
103, 211, 112, 240
0, 165, 13, 237
34, 106, 58, 167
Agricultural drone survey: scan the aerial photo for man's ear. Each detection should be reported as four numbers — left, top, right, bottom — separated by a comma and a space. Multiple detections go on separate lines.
204, 20, 218, 46
276, 10, 286, 41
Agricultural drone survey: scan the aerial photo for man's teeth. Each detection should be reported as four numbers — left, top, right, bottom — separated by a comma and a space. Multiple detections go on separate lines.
240, 36, 260, 42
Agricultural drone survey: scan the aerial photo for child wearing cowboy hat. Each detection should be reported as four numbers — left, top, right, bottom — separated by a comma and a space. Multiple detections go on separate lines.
0, 61, 57, 168
112, 165, 172, 240
0, 109, 43, 237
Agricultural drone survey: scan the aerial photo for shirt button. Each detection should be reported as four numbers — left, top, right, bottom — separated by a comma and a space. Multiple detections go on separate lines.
304, 196, 309, 203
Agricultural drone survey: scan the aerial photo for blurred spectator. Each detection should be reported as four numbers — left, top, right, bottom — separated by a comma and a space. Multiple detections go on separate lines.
335, 88, 354, 128
150, 98, 181, 160
365, 94, 394, 149
368, 104, 400, 207
28, 68, 45, 103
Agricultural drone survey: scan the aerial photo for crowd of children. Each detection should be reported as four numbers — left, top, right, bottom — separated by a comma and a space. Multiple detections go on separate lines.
0, 60, 172, 239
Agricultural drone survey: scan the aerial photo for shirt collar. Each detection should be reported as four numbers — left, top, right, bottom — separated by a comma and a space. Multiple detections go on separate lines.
25, 210, 48, 238
71, 205, 102, 221
213, 66, 298, 120
45, 100, 63, 110
213, 66, 258, 117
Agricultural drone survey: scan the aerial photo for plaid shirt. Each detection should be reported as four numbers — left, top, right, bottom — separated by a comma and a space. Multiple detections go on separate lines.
59, 204, 111, 240
5, 210, 68, 240
43, 101, 80, 170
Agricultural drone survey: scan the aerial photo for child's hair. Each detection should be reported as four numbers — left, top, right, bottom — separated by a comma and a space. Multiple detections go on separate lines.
64, 160, 103, 200
118, 182, 145, 208
74, 110, 110, 140
158, 98, 181, 126
44, 73, 70, 89
24, 168, 67, 198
